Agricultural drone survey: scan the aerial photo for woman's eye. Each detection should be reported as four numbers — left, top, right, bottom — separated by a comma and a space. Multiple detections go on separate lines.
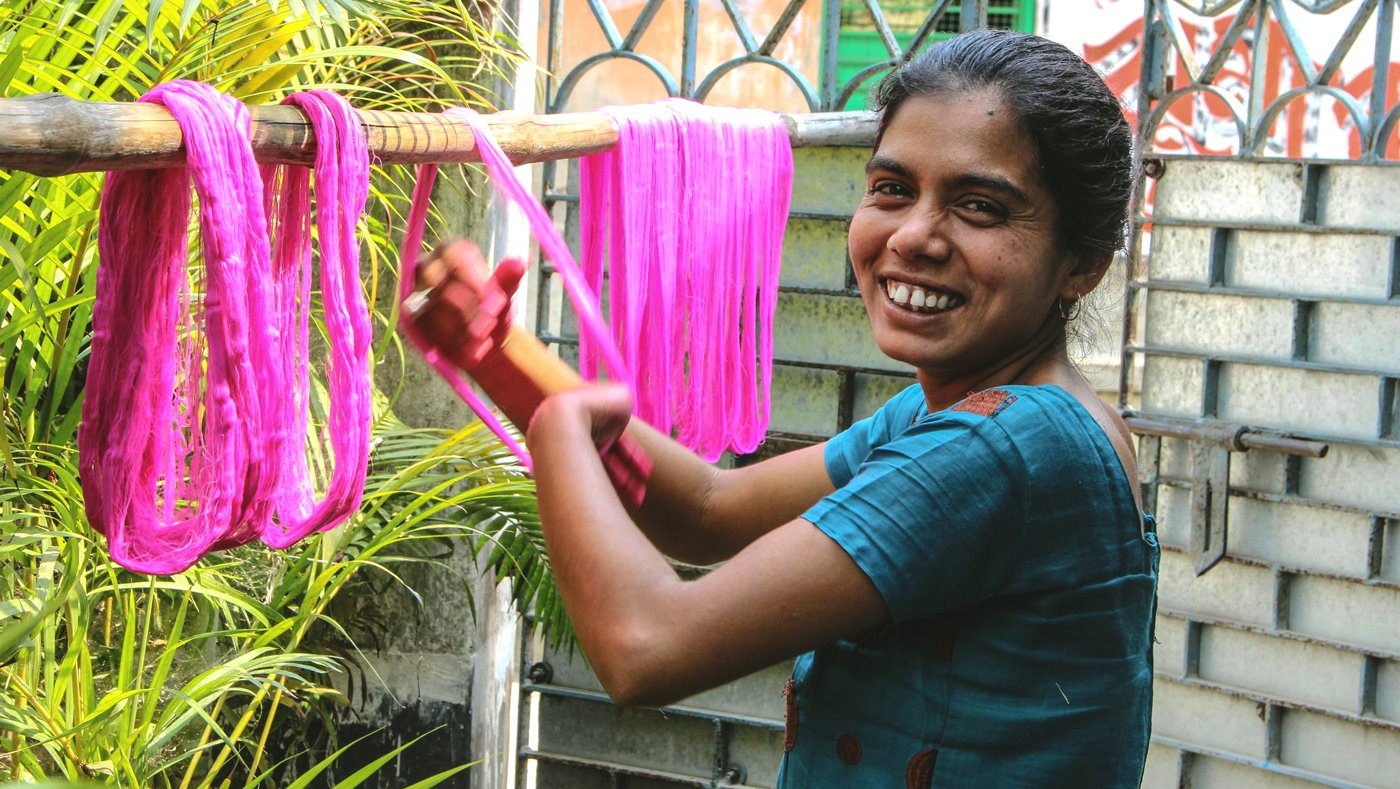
959, 198, 1007, 221
867, 181, 910, 198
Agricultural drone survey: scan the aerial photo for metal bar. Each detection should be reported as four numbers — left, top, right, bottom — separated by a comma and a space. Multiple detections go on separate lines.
1156, 606, 1400, 658
1372, 0, 1396, 128
820, 0, 843, 111
0, 95, 878, 176
520, 681, 784, 730
1126, 343, 1400, 381
759, 0, 810, 56
1153, 475, 1400, 522
1317, 0, 1379, 85
1132, 277, 1400, 310
717, 0, 760, 54
584, 0, 626, 49
518, 749, 716, 787
1154, 676, 1400, 735
682, 0, 699, 96
621, 0, 668, 52
1152, 735, 1380, 788
960, 0, 988, 32
1122, 415, 1330, 457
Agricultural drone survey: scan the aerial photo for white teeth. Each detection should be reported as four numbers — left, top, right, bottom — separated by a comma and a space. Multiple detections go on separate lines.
883, 278, 960, 314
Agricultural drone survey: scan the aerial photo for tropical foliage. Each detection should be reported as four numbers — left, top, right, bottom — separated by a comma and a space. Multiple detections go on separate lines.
0, 0, 566, 784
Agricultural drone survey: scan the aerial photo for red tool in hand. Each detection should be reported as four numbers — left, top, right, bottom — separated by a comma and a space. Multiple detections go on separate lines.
407, 240, 652, 510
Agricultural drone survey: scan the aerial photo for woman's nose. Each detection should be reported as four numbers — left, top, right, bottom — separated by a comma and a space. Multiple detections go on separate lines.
887, 208, 952, 263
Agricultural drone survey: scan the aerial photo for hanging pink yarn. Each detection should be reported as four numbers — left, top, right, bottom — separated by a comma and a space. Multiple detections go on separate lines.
259, 90, 373, 549
80, 82, 372, 574
399, 107, 633, 471
579, 99, 792, 461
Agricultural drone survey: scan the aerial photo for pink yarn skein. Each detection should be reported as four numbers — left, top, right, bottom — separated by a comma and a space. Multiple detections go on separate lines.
80, 82, 372, 574
579, 99, 792, 461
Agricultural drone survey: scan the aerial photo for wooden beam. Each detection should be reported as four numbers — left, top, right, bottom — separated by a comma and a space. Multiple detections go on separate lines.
0, 93, 878, 177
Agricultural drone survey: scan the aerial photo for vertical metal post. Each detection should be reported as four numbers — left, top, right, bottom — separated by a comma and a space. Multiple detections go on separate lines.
1371, 0, 1396, 158
820, 0, 844, 111
1246, 0, 1271, 151
682, 0, 699, 97
960, 0, 988, 31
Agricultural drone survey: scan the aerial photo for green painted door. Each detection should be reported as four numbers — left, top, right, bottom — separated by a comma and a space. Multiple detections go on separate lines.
834, 0, 1037, 110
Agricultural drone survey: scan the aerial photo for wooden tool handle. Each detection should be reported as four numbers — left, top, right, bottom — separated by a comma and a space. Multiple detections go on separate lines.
410, 284, 652, 508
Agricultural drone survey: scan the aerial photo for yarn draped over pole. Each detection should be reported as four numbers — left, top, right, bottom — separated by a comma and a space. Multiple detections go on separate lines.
579, 99, 792, 461
398, 107, 633, 471
80, 82, 372, 574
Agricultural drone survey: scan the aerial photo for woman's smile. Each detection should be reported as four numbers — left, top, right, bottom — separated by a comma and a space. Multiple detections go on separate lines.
847, 89, 1087, 383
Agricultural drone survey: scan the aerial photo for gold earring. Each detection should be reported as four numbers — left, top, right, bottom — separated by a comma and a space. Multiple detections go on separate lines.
1058, 290, 1082, 321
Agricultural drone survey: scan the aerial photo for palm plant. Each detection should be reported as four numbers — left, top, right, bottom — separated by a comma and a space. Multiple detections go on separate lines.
0, 0, 570, 784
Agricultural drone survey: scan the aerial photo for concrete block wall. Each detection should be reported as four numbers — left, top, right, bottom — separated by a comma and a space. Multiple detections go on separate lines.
1136, 158, 1400, 788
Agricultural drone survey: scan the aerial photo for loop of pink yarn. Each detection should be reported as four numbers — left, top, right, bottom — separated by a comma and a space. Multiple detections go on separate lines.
81, 82, 373, 573
398, 108, 635, 471
579, 99, 792, 461
259, 89, 373, 549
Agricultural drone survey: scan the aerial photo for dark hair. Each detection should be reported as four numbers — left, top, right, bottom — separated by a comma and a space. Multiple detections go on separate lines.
873, 29, 1134, 263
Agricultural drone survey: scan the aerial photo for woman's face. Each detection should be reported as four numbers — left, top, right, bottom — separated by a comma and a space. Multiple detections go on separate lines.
848, 89, 1083, 379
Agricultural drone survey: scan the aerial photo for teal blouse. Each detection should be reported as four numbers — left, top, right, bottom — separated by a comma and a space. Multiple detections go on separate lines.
778, 384, 1158, 788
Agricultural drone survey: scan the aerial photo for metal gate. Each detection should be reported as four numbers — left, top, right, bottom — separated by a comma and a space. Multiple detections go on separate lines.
486, 0, 1400, 786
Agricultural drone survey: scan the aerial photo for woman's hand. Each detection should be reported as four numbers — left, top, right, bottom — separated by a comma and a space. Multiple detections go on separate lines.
529, 383, 634, 457
411, 239, 526, 371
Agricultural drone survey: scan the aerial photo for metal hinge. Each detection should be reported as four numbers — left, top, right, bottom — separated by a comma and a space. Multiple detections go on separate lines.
1124, 414, 1330, 575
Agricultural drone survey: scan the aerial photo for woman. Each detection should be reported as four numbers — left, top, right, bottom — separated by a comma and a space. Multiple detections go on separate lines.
420, 29, 1157, 787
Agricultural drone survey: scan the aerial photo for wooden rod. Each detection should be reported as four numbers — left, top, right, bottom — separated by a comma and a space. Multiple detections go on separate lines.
0, 93, 878, 177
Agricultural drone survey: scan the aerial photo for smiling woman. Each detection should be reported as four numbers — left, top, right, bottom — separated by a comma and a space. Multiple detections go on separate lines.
416, 28, 1155, 789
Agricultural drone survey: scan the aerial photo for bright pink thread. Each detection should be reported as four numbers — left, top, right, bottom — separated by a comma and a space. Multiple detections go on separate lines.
398, 108, 633, 470
80, 82, 372, 574
579, 99, 792, 461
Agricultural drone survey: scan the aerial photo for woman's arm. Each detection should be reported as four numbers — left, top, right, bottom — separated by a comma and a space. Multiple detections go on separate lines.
529, 385, 887, 708
411, 240, 835, 564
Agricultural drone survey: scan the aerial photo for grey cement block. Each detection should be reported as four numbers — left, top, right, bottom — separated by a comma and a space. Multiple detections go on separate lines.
1280, 707, 1400, 787
771, 291, 904, 372
1149, 226, 1213, 284
1154, 614, 1189, 676
1198, 625, 1361, 712
1219, 364, 1379, 440
1140, 744, 1181, 789
768, 364, 841, 437
1145, 291, 1295, 358
780, 217, 851, 290
1151, 678, 1269, 759
1227, 446, 1288, 494
1153, 160, 1304, 225
851, 372, 916, 422
1153, 483, 1191, 550
1226, 498, 1373, 578
789, 147, 867, 216
1384, 519, 1400, 584
1289, 575, 1400, 654
1377, 659, 1400, 725
1300, 443, 1400, 514
1141, 355, 1205, 417
1158, 550, 1277, 627
1311, 302, 1400, 372
1321, 165, 1400, 232
1230, 231, 1393, 298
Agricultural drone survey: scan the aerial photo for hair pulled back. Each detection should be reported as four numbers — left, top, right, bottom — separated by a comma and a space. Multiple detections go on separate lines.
873, 29, 1134, 263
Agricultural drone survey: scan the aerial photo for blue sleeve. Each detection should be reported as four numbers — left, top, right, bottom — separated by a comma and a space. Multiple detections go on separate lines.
805, 412, 1029, 623
824, 385, 927, 489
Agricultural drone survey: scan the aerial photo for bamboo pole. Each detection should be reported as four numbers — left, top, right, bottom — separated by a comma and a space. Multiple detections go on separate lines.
0, 93, 878, 177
